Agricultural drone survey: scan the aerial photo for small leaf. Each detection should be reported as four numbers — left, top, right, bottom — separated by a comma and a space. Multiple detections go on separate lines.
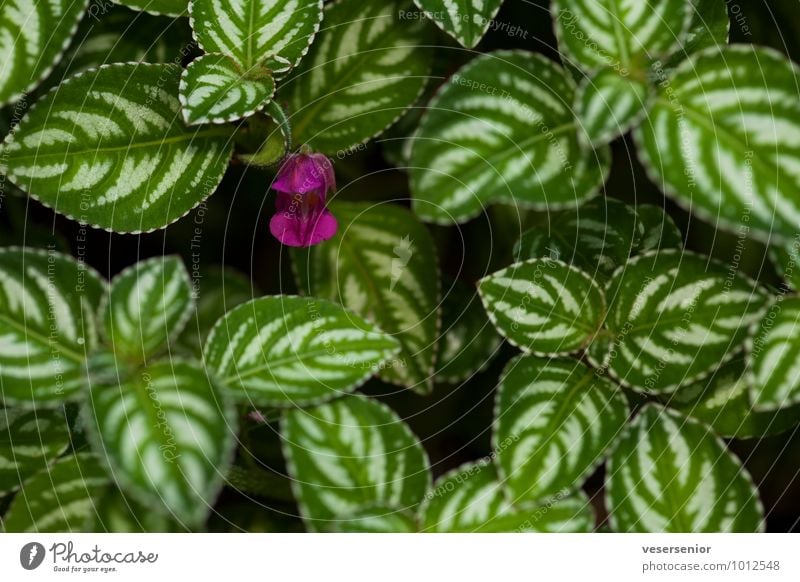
204, 295, 401, 406
412, 0, 503, 48
335, 505, 418, 532
84, 360, 237, 526
282, 395, 431, 532
101, 256, 193, 362
635, 204, 683, 251
769, 241, 800, 291
1, 63, 233, 233
179, 54, 276, 126
576, 68, 649, 147
749, 297, 800, 411
665, 0, 730, 67
494, 357, 628, 504
0, 247, 105, 407
589, 250, 767, 393
479, 259, 605, 355
410, 51, 610, 224
112, 0, 188, 17
236, 102, 293, 167
608, 405, 764, 532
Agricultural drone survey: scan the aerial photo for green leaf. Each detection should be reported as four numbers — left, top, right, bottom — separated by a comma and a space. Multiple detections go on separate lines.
608, 405, 764, 532
552, 0, 691, 73
576, 68, 649, 147
236, 102, 293, 167
409, 51, 610, 224
190, 0, 323, 70
494, 357, 628, 504
293, 202, 440, 394
420, 460, 595, 532
636, 46, 800, 243
478, 259, 605, 355
87, 486, 181, 532
665, 0, 730, 67
335, 505, 418, 532
101, 256, 193, 362
589, 250, 767, 393
179, 54, 276, 126
1, 63, 233, 234
412, 0, 503, 48
282, 395, 431, 532
0, 0, 87, 105
113, 0, 188, 17
0, 408, 71, 495
635, 204, 683, 251
84, 360, 237, 526
2, 453, 109, 533
284, 0, 433, 153
749, 297, 800, 411
770, 241, 800, 291
0, 247, 105, 407
204, 295, 401, 406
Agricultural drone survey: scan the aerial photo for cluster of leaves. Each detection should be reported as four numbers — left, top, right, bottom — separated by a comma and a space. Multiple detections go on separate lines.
1, 0, 800, 532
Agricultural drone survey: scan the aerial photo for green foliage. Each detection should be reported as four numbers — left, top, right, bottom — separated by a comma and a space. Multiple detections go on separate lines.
749, 297, 800, 411
413, 0, 504, 48
576, 68, 649, 148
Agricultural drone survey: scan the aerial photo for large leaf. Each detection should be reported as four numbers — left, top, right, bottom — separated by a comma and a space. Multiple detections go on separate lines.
101, 256, 193, 362
412, 0, 503, 48
0, 248, 105, 407
335, 505, 418, 532
478, 259, 605, 355
2, 453, 109, 533
0, 0, 87, 105
0, 63, 233, 233
494, 357, 628, 504
113, 0, 188, 16
190, 0, 323, 70
749, 297, 800, 411
86, 486, 181, 532
608, 405, 764, 532
293, 202, 440, 393
284, 0, 433, 153
636, 46, 800, 242
409, 51, 610, 224
589, 250, 767, 393
0, 408, 71, 495
282, 395, 431, 532
204, 295, 400, 406
84, 360, 236, 526
420, 460, 595, 532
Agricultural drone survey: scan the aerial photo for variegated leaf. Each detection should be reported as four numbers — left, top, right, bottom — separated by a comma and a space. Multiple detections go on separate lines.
101, 256, 193, 362
608, 405, 764, 532
0, 248, 105, 407
420, 460, 595, 532
190, 0, 323, 70
0, 63, 233, 234
335, 505, 417, 532
749, 297, 800, 411
0, 0, 87, 105
495, 357, 628, 504
293, 202, 440, 394
412, 0, 503, 48
84, 360, 237, 526
113, 0, 188, 17
637, 46, 800, 243
769, 240, 800, 291
665, 0, 730, 68
204, 295, 400, 406
282, 395, 431, 532
2, 453, 109, 533
589, 250, 767, 393
635, 204, 683, 251
87, 486, 181, 532
409, 51, 610, 224
478, 258, 605, 355
179, 54, 276, 125
284, 0, 433, 153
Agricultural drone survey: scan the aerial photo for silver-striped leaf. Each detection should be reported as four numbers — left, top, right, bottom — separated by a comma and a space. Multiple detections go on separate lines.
608, 405, 764, 532
494, 357, 628, 504
283, 0, 433, 154
665, 0, 730, 68
0, 0, 87, 105
282, 395, 431, 532
0, 63, 233, 234
478, 258, 605, 355
204, 295, 401, 406
635, 204, 683, 251
84, 360, 237, 526
179, 54, 276, 126
420, 460, 595, 532
2, 453, 109, 533
190, 0, 323, 70
770, 241, 800, 291
101, 256, 193, 362
589, 250, 767, 393
636, 46, 800, 243
0, 408, 71, 495
412, 0, 503, 48
0, 247, 105, 407
335, 505, 417, 532
113, 0, 188, 17
409, 51, 610, 224
292, 202, 440, 394
749, 297, 800, 411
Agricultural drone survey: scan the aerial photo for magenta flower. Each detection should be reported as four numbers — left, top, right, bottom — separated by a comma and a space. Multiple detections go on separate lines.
269, 152, 338, 247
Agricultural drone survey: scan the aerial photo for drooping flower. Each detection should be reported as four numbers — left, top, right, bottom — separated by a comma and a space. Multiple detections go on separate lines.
269, 152, 338, 247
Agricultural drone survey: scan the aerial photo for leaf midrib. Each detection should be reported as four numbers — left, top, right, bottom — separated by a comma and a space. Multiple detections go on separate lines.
0, 312, 85, 364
